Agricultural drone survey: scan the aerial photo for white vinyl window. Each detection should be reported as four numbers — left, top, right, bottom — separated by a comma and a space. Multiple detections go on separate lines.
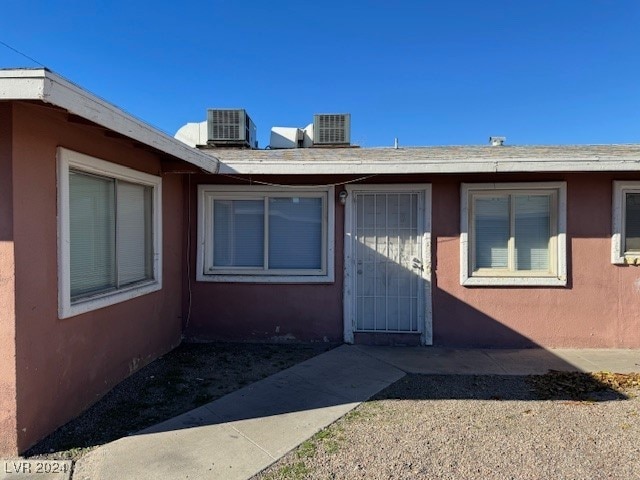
197, 185, 335, 283
461, 182, 567, 286
612, 181, 640, 265
57, 148, 162, 318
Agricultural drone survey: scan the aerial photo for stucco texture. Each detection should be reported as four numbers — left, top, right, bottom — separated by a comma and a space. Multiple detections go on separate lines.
6, 102, 185, 454
187, 172, 640, 349
184, 175, 344, 343
0, 103, 18, 455
432, 173, 640, 348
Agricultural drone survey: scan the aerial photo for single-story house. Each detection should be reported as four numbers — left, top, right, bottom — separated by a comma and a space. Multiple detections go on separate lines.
0, 68, 219, 456
2, 68, 640, 455
184, 143, 640, 350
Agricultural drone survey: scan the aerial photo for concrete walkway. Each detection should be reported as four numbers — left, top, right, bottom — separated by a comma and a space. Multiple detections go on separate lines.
72, 345, 404, 480
356, 346, 640, 375
72, 345, 640, 480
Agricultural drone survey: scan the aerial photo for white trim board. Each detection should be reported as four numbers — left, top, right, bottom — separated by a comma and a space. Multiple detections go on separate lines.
217, 158, 640, 175
213, 144, 640, 175
196, 184, 336, 283
57, 147, 163, 319
0, 69, 219, 173
612, 181, 640, 265
460, 182, 567, 287
343, 184, 433, 345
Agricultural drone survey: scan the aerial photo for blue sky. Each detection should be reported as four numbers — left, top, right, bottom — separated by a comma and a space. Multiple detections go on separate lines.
1, 1, 639, 148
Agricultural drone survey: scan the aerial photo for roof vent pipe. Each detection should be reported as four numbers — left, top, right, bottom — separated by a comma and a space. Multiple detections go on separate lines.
489, 136, 506, 146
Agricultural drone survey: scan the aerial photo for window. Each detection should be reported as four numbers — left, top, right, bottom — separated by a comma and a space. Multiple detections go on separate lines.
460, 182, 567, 286
197, 185, 335, 282
57, 148, 162, 318
612, 181, 640, 265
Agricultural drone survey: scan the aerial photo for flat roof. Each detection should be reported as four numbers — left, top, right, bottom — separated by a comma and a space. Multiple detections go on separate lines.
0, 68, 219, 173
206, 144, 640, 175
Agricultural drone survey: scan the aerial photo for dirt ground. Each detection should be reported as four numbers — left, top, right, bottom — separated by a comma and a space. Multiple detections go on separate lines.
23, 341, 334, 462
256, 373, 640, 480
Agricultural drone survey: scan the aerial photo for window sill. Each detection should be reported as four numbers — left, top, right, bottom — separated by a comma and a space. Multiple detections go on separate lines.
612, 255, 640, 266
196, 272, 335, 284
59, 280, 161, 319
461, 275, 567, 287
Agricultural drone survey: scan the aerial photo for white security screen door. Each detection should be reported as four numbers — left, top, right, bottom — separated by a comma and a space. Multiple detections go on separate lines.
344, 185, 432, 345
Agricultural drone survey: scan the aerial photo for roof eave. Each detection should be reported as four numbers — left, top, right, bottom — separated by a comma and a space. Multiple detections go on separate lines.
216, 159, 640, 175
0, 69, 219, 173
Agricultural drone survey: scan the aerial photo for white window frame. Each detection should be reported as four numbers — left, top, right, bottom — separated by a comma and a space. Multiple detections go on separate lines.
57, 147, 162, 319
197, 185, 335, 283
612, 181, 640, 265
460, 182, 567, 287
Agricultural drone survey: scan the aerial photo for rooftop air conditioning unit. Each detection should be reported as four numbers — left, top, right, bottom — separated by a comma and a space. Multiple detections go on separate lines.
207, 109, 257, 148
313, 113, 351, 145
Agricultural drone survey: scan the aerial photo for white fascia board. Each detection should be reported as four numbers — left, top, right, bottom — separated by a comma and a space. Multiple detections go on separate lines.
0, 76, 45, 99
217, 158, 640, 175
0, 69, 219, 173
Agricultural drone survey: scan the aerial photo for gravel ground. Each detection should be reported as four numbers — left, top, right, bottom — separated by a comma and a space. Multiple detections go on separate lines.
23, 341, 334, 462
257, 374, 640, 480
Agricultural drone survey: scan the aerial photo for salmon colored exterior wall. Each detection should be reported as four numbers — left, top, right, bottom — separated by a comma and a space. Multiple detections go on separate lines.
0, 103, 18, 455
432, 172, 640, 348
187, 172, 640, 349
184, 175, 344, 343
3, 102, 185, 454
3, 99, 640, 455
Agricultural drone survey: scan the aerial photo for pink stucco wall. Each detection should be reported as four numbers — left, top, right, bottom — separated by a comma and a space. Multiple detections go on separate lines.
5, 102, 185, 454
184, 175, 344, 343
0, 103, 18, 455
4, 102, 636, 454
432, 172, 640, 348
187, 172, 640, 349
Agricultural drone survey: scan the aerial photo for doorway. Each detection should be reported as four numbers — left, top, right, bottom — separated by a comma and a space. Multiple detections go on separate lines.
343, 184, 432, 345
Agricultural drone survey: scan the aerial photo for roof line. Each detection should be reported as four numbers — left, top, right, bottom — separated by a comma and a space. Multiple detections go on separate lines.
208, 144, 640, 175
0, 68, 219, 173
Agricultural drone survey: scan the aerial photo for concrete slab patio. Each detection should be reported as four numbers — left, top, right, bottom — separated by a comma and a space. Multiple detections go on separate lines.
355, 346, 640, 375
71, 345, 640, 480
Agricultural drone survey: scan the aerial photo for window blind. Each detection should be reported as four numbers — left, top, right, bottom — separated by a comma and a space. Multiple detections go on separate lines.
69, 171, 116, 299
269, 197, 322, 269
625, 193, 640, 252
117, 181, 153, 285
474, 196, 509, 269
514, 195, 550, 271
213, 200, 264, 267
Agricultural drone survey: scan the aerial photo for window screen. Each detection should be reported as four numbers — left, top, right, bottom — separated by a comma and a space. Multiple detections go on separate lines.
69, 171, 116, 299
472, 192, 554, 274
269, 197, 322, 269
206, 193, 326, 274
474, 196, 509, 269
514, 195, 550, 271
69, 170, 154, 301
213, 200, 264, 267
117, 181, 153, 285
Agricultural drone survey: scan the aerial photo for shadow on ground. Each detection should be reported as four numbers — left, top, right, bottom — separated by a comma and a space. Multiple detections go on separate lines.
23, 341, 637, 464
372, 372, 632, 404
23, 342, 335, 459
125, 345, 635, 442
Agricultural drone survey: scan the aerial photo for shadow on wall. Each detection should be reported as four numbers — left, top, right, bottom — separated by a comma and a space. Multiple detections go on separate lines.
432, 286, 544, 348
350, 219, 568, 348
